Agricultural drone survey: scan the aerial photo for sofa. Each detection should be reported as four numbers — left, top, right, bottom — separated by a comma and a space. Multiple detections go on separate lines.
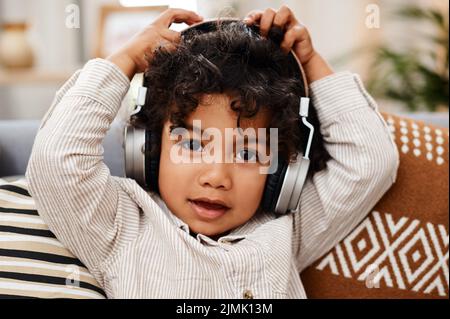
0, 111, 448, 298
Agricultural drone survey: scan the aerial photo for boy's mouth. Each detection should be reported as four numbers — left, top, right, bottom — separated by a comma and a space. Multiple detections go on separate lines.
188, 198, 231, 220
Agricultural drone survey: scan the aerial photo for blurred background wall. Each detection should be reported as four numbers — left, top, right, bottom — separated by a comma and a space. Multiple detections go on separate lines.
0, 0, 448, 120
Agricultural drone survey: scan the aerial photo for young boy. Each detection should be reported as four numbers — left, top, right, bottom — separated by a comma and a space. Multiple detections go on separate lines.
25, 7, 399, 298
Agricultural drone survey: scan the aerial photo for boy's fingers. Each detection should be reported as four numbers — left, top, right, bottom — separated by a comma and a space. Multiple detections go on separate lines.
173, 15, 204, 26
273, 5, 293, 30
156, 8, 203, 27
259, 8, 277, 37
280, 25, 306, 53
243, 10, 263, 24
159, 28, 181, 43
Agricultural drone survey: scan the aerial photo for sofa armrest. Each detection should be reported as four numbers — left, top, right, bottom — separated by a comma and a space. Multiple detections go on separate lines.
0, 119, 126, 178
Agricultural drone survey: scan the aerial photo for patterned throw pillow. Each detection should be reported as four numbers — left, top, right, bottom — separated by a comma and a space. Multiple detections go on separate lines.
0, 178, 106, 299
301, 112, 449, 299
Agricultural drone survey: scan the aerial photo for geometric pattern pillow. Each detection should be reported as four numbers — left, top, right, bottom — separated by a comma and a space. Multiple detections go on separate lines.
0, 178, 106, 299
301, 111, 449, 299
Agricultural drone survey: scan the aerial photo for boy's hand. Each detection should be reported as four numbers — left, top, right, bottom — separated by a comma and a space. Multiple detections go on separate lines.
243, 5, 333, 83
107, 8, 203, 80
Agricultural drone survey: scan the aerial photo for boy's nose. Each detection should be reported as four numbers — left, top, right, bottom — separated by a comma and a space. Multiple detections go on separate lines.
197, 163, 232, 190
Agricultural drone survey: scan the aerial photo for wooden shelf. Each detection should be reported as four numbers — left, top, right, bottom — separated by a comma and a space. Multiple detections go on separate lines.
0, 68, 78, 85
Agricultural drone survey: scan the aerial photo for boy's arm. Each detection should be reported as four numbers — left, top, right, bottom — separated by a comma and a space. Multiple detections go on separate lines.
293, 71, 400, 273
25, 58, 145, 274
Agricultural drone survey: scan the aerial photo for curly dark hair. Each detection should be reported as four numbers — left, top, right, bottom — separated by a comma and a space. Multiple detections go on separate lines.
130, 19, 331, 180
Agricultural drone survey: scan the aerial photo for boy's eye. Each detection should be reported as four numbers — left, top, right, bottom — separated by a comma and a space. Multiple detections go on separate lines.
177, 139, 259, 162
236, 148, 259, 162
179, 139, 203, 152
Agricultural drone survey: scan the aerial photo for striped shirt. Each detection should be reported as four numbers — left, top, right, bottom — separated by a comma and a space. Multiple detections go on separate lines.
25, 58, 399, 298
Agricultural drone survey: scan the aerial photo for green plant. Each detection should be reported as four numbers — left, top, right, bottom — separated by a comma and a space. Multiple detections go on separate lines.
367, 5, 449, 112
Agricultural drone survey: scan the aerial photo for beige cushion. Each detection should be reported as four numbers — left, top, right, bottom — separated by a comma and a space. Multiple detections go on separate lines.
0, 178, 105, 299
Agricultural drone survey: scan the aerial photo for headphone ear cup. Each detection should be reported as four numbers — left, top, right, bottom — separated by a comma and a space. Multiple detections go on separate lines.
145, 129, 160, 194
261, 158, 288, 213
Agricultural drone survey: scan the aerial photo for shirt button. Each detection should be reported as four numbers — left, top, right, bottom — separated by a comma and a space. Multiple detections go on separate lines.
243, 290, 254, 299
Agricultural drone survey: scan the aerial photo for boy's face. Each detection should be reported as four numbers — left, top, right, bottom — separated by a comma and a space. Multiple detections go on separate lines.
158, 93, 271, 238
